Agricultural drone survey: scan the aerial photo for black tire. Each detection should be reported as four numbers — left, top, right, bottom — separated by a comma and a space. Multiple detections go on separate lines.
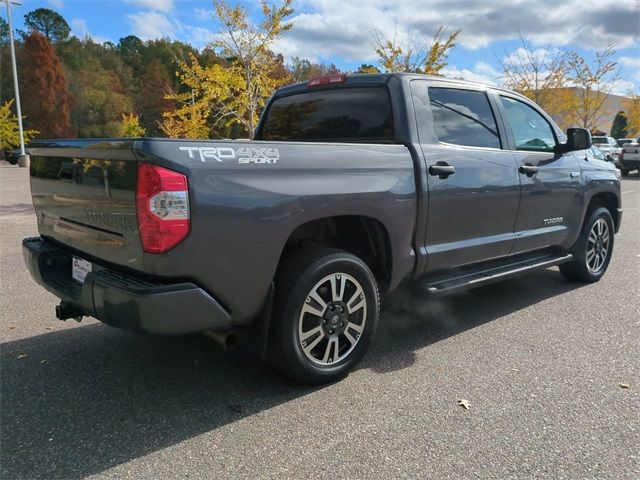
269, 246, 379, 384
560, 206, 614, 283
621, 168, 630, 177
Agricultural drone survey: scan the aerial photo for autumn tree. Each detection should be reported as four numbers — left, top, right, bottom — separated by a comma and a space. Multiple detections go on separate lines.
624, 95, 640, 137
20, 32, 73, 138
288, 57, 340, 82
371, 25, 460, 74
567, 45, 622, 131
0, 99, 38, 148
357, 64, 380, 74
164, 0, 294, 138
135, 60, 174, 135
497, 35, 575, 124
119, 113, 146, 137
160, 99, 211, 139
610, 111, 628, 139
23, 8, 70, 43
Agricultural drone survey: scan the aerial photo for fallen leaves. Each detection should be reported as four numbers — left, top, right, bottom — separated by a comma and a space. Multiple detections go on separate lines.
458, 399, 470, 410
620, 383, 629, 389
17, 354, 28, 359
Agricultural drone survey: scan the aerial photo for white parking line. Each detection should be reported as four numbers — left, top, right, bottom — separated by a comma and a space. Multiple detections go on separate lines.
621, 190, 637, 194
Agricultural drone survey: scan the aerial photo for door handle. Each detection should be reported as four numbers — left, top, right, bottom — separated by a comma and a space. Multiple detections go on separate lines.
519, 164, 538, 176
429, 162, 455, 179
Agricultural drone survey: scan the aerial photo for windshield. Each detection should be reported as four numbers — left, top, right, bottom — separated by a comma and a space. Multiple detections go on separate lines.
592, 137, 607, 144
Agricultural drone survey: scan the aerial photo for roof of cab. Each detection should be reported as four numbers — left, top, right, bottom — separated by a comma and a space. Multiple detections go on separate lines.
272, 72, 524, 100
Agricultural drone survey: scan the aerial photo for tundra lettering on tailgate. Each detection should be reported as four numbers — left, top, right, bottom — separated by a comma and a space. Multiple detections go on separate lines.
179, 146, 279, 164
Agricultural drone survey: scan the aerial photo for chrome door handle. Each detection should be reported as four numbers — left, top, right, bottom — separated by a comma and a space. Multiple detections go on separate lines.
429, 162, 455, 179
519, 164, 538, 176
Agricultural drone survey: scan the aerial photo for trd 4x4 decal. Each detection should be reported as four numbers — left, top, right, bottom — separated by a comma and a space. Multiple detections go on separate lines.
179, 146, 279, 164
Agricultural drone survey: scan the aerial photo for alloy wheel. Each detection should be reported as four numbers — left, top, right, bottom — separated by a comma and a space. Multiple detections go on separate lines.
297, 273, 367, 366
586, 218, 610, 273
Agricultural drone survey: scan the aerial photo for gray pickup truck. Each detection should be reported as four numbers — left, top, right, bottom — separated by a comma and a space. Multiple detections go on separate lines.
23, 73, 622, 383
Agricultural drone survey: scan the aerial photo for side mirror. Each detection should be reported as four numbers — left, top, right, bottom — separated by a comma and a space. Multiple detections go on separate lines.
558, 128, 592, 153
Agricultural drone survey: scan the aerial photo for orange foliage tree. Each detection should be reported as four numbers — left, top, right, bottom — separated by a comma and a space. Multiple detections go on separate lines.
20, 32, 74, 138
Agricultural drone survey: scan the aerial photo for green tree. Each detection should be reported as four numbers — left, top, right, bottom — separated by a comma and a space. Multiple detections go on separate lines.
0, 17, 9, 45
71, 68, 132, 137
610, 111, 628, 139
20, 32, 74, 137
23, 8, 70, 43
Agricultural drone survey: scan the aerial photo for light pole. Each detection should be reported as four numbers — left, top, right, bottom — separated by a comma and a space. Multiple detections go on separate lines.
4, 0, 29, 167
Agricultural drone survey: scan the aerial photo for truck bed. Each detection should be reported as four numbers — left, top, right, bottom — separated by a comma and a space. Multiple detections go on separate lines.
28, 138, 417, 324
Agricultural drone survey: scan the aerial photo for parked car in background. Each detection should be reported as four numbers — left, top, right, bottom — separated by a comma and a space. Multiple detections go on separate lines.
592, 136, 621, 162
1, 148, 19, 165
579, 146, 609, 163
620, 140, 640, 176
616, 138, 636, 148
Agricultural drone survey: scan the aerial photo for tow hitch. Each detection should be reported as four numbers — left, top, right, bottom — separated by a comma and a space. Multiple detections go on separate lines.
55, 301, 84, 322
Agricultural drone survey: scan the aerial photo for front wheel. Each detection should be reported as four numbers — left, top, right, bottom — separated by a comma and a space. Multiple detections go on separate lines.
269, 247, 379, 384
560, 207, 614, 283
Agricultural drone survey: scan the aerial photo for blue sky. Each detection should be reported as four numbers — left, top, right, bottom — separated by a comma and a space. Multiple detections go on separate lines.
4, 0, 640, 94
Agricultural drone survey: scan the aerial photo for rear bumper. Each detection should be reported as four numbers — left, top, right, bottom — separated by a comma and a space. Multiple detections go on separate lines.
22, 237, 232, 335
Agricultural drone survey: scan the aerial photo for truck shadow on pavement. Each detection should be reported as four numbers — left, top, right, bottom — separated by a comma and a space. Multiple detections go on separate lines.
1, 268, 582, 479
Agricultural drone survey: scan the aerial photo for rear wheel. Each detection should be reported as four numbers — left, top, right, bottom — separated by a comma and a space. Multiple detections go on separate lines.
560, 207, 614, 282
269, 246, 379, 384
620, 168, 630, 177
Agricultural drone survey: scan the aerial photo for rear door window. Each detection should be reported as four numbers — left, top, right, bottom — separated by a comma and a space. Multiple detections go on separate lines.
428, 87, 501, 149
260, 87, 394, 143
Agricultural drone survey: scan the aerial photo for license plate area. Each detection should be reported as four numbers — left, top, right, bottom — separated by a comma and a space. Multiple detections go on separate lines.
72, 257, 92, 283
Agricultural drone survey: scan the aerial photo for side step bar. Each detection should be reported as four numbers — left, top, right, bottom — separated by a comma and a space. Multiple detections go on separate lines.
417, 253, 573, 297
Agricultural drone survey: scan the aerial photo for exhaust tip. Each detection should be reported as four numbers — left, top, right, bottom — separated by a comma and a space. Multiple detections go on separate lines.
204, 330, 238, 349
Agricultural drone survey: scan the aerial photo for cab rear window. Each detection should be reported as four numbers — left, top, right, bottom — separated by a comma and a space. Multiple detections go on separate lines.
259, 87, 395, 143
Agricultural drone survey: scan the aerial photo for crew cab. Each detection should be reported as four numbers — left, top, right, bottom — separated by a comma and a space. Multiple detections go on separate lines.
23, 74, 622, 383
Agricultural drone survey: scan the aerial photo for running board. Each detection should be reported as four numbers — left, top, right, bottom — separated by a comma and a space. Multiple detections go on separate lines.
417, 253, 573, 297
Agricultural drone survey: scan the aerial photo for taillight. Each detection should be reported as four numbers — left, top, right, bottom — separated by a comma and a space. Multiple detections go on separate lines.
619, 150, 624, 161
136, 163, 190, 253
308, 74, 348, 87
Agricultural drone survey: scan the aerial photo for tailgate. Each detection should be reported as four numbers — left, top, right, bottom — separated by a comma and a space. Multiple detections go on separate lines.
29, 140, 143, 269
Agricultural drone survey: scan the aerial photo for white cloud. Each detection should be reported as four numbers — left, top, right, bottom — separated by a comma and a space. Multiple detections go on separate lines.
620, 56, 640, 68
124, 0, 174, 13
126, 11, 215, 48
48, 0, 64, 9
275, 0, 638, 64
194, 7, 214, 20
69, 18, 109, 44
71, 18, 89, 38
441, 62, 500, 85
127, 11, 175, 40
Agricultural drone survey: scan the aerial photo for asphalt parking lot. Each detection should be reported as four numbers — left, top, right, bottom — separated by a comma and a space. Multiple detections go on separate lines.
1, 163, 639, 479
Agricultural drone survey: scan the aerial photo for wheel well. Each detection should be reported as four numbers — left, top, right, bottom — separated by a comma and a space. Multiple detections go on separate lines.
280, 216, 393, 292
587, 192, 619, 229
